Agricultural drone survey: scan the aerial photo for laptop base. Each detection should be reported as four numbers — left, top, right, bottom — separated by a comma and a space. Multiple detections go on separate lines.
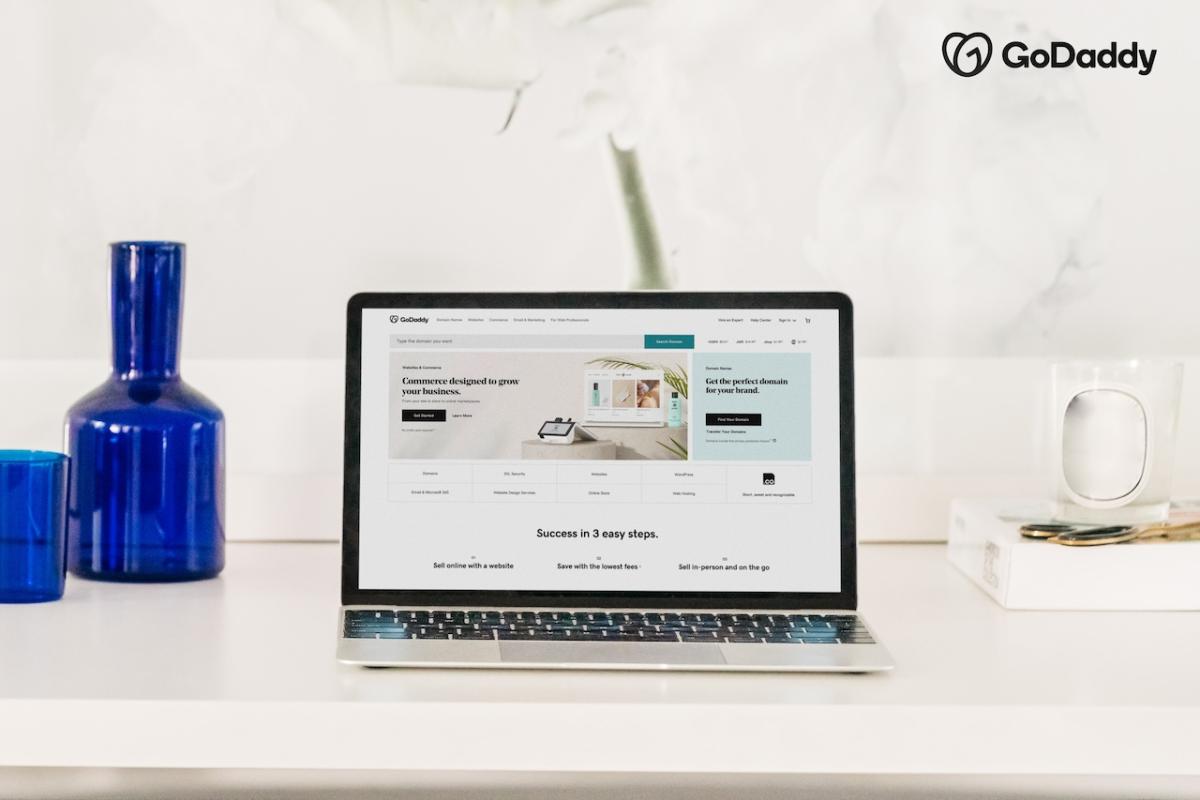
337, 609, 894, 673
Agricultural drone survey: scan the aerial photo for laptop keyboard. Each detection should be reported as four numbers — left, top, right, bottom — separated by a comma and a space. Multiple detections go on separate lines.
343, 610, 875, 644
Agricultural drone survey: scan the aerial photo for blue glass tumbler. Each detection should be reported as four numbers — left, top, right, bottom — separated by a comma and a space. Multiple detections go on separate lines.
65, 242, 225, 582
0, 450, 68, 603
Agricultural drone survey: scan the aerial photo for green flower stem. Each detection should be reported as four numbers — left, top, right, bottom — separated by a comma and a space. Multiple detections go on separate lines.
608, 136, 669, 290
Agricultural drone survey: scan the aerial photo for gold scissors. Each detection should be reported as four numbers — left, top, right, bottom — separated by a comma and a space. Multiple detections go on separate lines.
1019, 519, 1200, 546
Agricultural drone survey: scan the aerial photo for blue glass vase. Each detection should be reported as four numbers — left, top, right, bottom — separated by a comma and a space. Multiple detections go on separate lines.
65, 242, 225, 582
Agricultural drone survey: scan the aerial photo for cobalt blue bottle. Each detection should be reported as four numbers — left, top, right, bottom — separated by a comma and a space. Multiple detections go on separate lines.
65, 242, 224, 582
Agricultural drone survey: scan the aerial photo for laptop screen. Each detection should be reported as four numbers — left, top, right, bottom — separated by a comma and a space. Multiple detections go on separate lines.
356, 305, 843, 595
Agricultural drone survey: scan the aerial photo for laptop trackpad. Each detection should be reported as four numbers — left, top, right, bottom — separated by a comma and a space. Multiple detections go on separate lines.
499, 641, 726, 666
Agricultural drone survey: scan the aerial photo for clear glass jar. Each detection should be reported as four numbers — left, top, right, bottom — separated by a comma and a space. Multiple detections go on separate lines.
1049, 360, 1183, 524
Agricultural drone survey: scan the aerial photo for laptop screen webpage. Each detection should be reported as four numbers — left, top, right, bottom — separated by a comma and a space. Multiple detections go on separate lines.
357, 307, 842, 594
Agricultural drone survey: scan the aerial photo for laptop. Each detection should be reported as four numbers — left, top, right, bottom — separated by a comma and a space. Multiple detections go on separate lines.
337, 292, 893, 672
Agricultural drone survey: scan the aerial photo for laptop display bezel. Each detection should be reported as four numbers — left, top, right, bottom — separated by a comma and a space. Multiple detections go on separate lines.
342, 292, 857, 610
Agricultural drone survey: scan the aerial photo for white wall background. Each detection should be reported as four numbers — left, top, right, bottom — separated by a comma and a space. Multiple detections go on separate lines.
1, 0, 1198, 540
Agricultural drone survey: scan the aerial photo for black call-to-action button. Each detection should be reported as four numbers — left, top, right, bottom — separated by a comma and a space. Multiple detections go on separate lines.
401, 409, 447, 422
705, 413, 762, 426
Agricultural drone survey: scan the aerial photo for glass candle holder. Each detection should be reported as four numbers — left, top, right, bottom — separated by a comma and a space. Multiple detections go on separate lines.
1049, 360, 1183, 525
0, 450, 69, 603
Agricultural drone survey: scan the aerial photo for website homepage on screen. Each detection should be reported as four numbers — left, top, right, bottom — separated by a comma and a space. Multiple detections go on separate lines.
358, 308, 842, 593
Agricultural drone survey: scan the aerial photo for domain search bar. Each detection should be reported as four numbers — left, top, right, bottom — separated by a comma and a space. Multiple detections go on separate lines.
390, 334, 644, 350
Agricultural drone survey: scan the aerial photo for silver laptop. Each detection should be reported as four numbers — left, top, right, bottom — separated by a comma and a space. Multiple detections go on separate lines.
337, 292, 892, 672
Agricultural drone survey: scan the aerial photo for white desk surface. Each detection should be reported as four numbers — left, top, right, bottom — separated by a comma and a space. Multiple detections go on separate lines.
1, 541, 1198, 774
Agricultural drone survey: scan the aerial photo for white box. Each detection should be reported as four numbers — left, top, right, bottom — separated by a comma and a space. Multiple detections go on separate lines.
473, 484, 557, 503
642, 484, 726, 504
947, 498, 1200, 610
387, 463, 472, 484
387, 484, 471, 503
726, 465, 813, 504
472, 463, 557, 484
557, 463, 643, 485
556, 484, 642, 503
641, 463, 726, 485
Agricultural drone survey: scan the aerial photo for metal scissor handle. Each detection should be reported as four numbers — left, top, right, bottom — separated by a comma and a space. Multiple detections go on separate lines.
1019, 520, 1200, 547
1018, 522, 1087, 540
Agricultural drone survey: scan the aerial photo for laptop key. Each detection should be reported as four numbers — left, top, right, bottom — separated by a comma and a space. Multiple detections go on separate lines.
413, 628, 452, 639
724, 634, 764, 643
359, 629, 413, 640
345, 620, 404, 635
496, 630, 537, 640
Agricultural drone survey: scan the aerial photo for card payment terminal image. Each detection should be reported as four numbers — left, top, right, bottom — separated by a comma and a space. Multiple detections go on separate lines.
537, 418, 597, 445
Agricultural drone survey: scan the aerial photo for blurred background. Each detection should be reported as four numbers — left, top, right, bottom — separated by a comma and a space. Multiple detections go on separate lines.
1, 0, 1197, 539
